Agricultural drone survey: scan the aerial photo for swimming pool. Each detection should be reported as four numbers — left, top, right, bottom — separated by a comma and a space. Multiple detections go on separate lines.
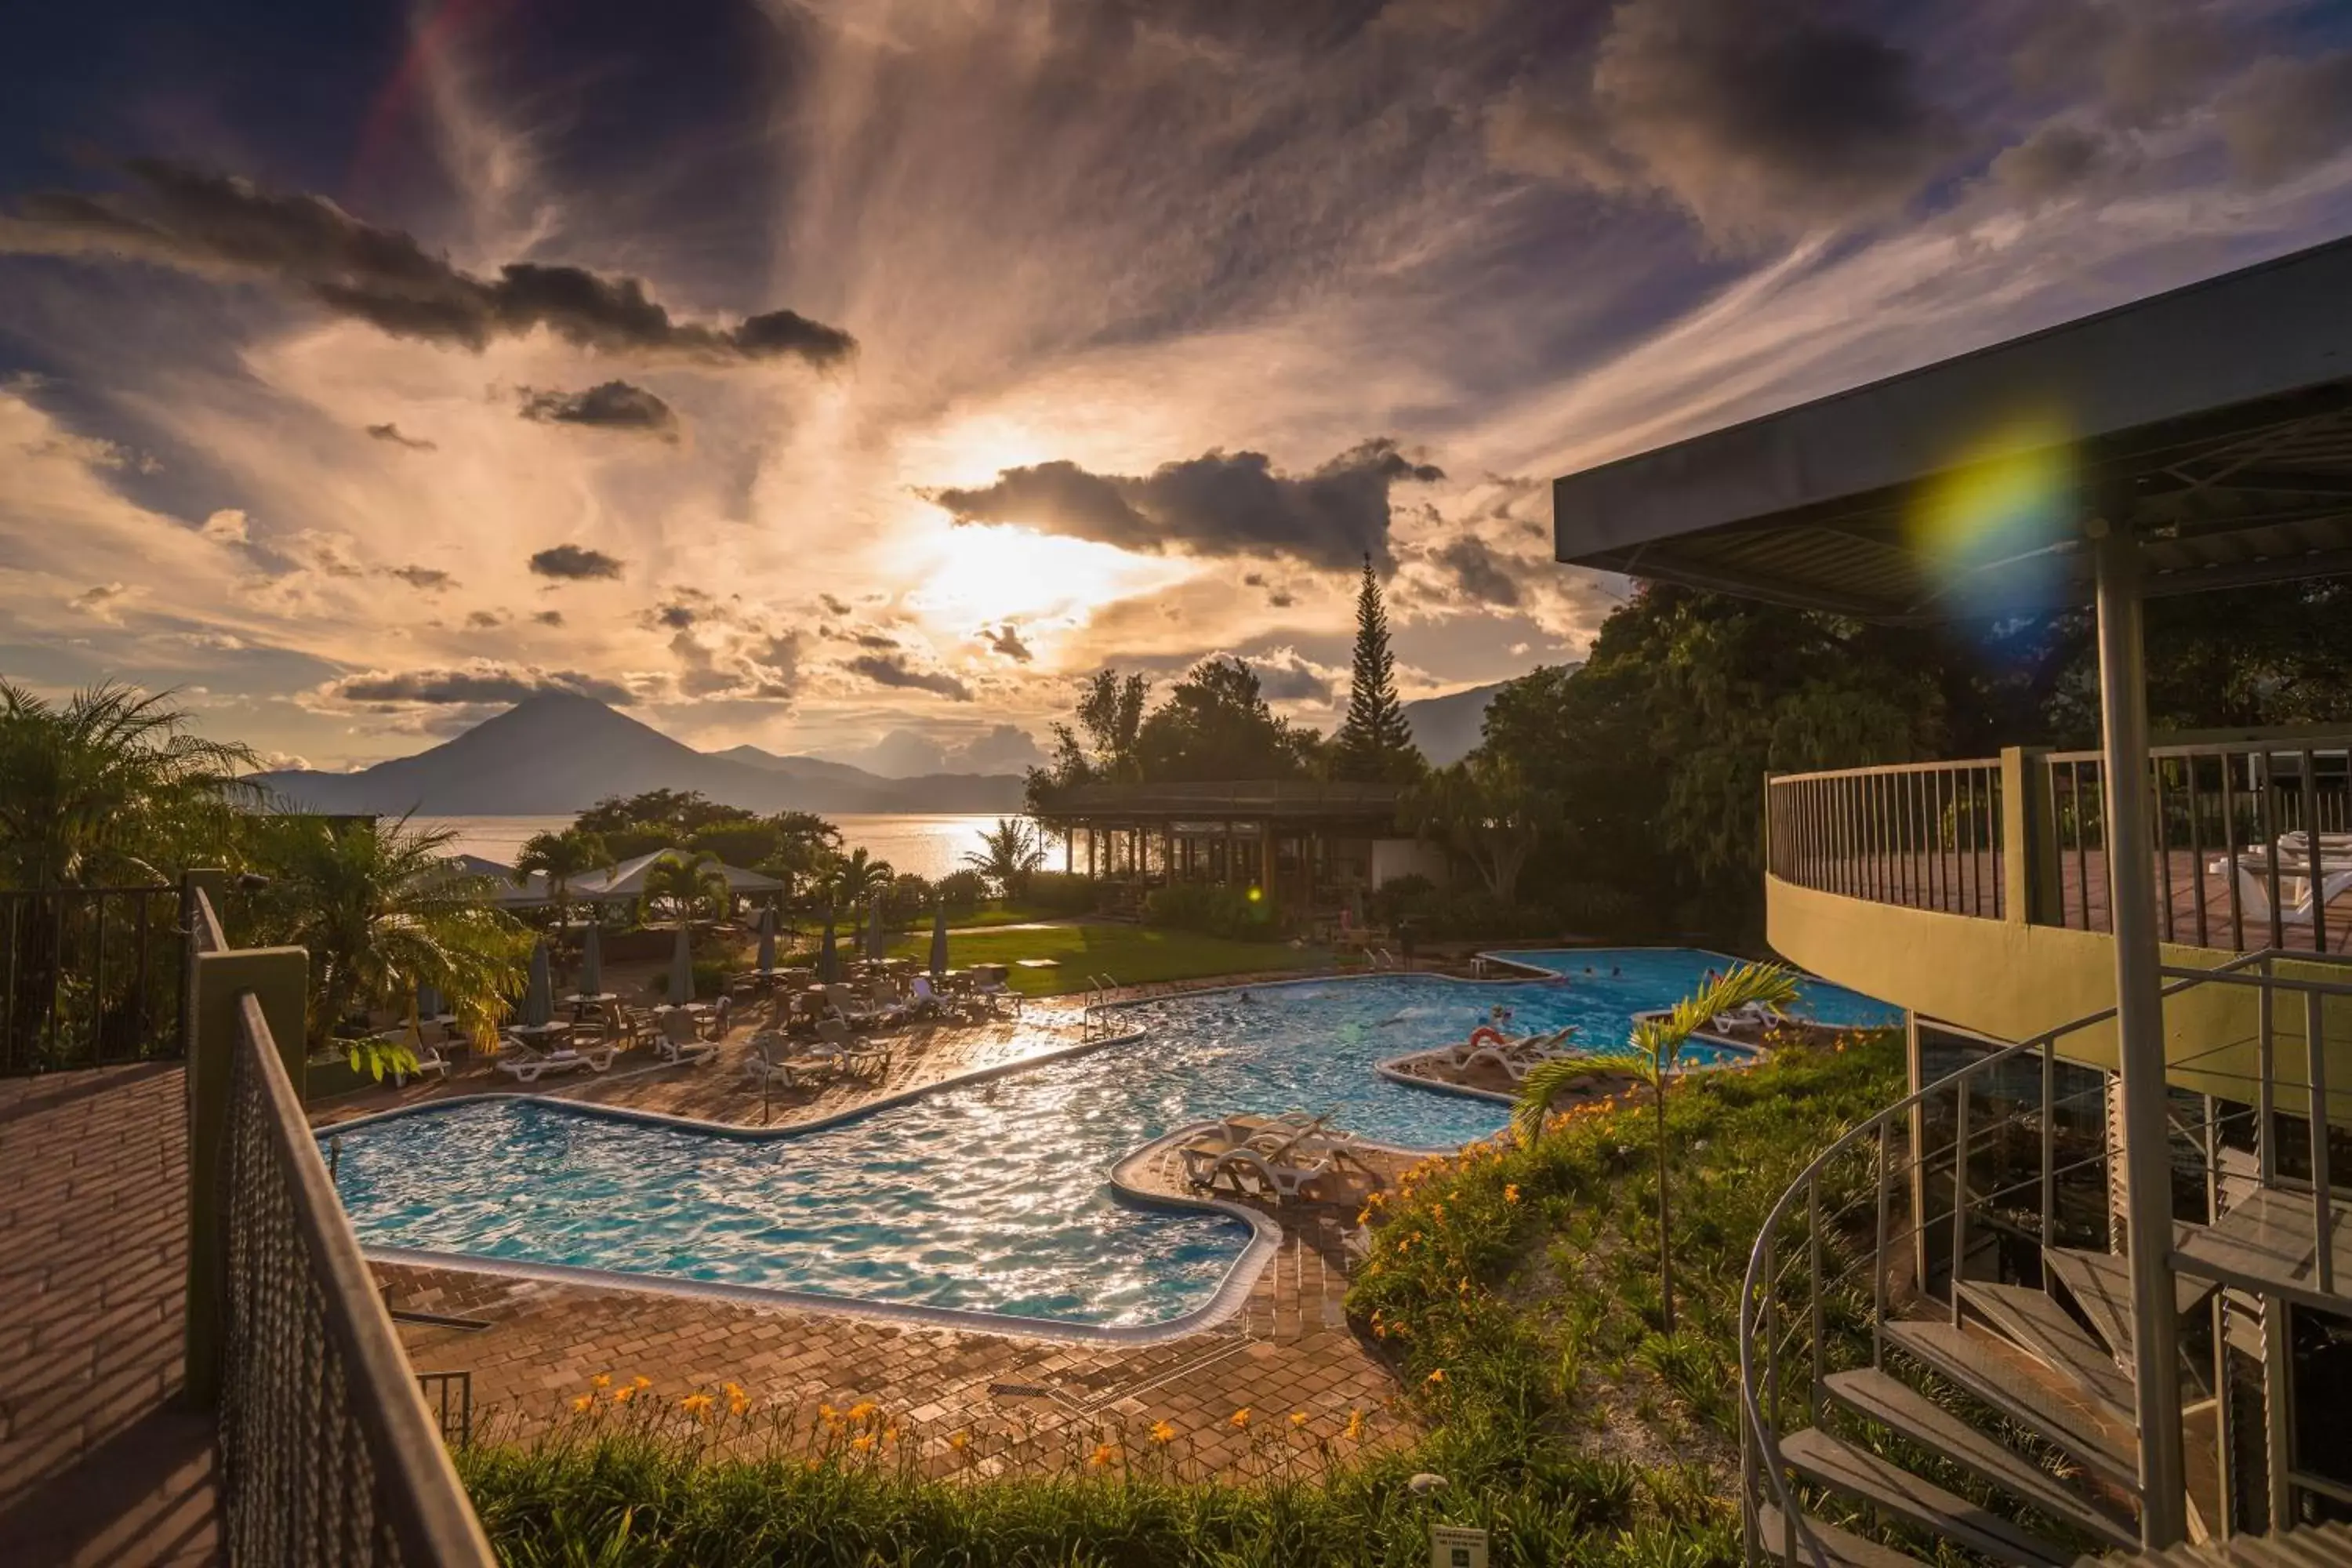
326, 948, 1897, 1333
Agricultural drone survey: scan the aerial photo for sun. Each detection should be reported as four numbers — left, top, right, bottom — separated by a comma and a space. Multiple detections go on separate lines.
907, 521, 1192, 630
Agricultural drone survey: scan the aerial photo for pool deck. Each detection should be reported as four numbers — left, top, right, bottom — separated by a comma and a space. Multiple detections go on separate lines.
341, 982, 1429, 1477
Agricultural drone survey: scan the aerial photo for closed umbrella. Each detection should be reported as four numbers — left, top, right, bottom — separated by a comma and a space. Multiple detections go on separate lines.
929, 900, 949, 978
416, 981, 442, 1019
523, 940, 554, 1026
579, 922, 604, 997
670, 923, 695, 1005
869, 892, 887, 960
818, 906, 840, 983
757, 904, 778, 971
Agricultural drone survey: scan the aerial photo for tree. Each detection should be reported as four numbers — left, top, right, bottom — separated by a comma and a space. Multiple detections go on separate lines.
1513, 961, 1798, 1333
829, 846, 893, 909
1402, 752, 1559, 903
1134, 658, 1317, 782
644, 851, 729, 926
1027, 671, 1149, 811
244, 815, 534, 1052
514, 829, 610, 920
964, 817, 1047, 898
0, 680, 256, 888
1332, 556, 1422, 782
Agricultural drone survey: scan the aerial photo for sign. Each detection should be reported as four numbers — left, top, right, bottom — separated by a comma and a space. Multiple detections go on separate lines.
1430, 1524, 1488, 1568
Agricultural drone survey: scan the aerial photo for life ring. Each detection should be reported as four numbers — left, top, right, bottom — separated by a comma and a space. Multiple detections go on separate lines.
1467, 1025, 1508, 1050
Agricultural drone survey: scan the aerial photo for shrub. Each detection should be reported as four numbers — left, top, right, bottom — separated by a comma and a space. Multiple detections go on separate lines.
1023, 870, 1097, 914
883, 873, 935, 928
1370, 877, 1554, 941
935, 869, 988, 913
1143, 882, 1283, 942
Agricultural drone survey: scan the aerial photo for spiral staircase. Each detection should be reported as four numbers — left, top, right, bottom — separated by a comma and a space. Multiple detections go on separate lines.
1738, 955, 2352, 1566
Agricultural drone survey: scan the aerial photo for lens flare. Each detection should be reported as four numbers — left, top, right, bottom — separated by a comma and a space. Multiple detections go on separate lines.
1907, 414, 2078, 618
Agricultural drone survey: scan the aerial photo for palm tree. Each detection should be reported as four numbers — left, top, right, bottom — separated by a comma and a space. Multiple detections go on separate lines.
1513, 961, 1799, 1333
828, 847, 893, 949
514, 828, 610, 922
244, 815, 534, 1054
0, 680, 256, 888
961, 817, 1046, 900
644, 851, 729, 927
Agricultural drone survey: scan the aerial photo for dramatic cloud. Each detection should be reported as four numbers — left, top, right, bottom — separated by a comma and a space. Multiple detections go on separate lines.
518, 381, 681, 440
0, 159, 857, 365
2216, 53, 2352, 187
1486, 0, 1958, 241
1432, 535, 1523, 606
1989, 124, 2117, 201
463, 609, 504, 629
365, 422, 436, 451
532, 610, 565, 626
385, 564, 454, 590
1245, 647, 1338, 705
68, 582, 131, 622
528, 544, 626, 580
930, 437, 1443, 570
325, 664, 633, 706
983, 623, 1032, 661
2012, 0, 2239, 128
198, 508, 249, 543
846, 652, 973, 701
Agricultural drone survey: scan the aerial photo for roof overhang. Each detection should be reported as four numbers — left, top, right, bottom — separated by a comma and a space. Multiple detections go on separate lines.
1552, 235, 2352, 622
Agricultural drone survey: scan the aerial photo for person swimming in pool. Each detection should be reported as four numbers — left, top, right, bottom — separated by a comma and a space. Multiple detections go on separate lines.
1610, 964, 1621, 977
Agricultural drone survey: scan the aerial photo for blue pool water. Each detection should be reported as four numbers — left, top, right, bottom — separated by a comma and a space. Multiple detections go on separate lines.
328, 948, 1897, 1327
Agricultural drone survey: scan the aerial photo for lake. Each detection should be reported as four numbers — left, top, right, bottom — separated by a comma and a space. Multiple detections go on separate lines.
412, 813, 1058, 881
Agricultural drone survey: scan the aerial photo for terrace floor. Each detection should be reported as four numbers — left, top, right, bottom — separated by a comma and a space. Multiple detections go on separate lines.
0, 1065, 217, 1567
364, 988, 1421, 1479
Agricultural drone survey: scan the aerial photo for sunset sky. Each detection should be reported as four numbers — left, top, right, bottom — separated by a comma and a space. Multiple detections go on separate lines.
5, 0, 2350, 774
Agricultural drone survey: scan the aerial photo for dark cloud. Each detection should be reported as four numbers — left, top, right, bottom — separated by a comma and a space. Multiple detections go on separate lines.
385, 564, 453, 590
518, 380, 680, 440
1247, 650, 1336, 704
328, 666, 633, 706
365, 422, 435, 451
1486, 0, 1957, 242
929, 437, 1443, 570
852, 630, 899, 650
818, 593, 852, 616
2013, 1, 2239, 128
2216, 52, 2352, 187
464, 609, 505, 630
1989, 124, 2116, 202
532, 610, 565, 626
1, 159, 856, 365
984, 623, 1033, 662
846, 653, 973, 701
528, 544, 626, 580
1432, 535, 1523, 607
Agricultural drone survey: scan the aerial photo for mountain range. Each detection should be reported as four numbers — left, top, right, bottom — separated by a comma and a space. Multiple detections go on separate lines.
250, 678, 1531, 816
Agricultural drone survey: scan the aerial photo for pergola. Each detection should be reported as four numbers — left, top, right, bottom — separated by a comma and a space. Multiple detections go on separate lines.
1549, 232, 2352, 1547
1029, 779, 1406, 912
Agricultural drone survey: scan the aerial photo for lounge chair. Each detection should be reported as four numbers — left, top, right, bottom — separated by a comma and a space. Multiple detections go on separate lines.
825, 982, 895, 1029
1461, 1032, 1583, 1083
815, 1017, 891, 1080
2210, 845, 2352, 923
497, 1039, 615, 1082
742, 1034, 823, 1089
1192, 1145, 1337, 1203
701, 994, 734, 1040
966, 967, 1019, 1017
386, 1030, 452, 1088
656, 1010, 718, 1065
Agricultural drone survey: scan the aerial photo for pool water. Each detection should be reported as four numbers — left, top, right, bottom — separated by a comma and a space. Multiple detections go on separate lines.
327, 948, 1898, 1328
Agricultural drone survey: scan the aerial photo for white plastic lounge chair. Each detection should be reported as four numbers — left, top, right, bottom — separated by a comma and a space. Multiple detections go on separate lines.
967, 969, 1019, 1017
825, 983, 891, 1028
701, 994, 734, 1040
2211, 848, 2352, 923
656, 1010, 718, 1065
742, 1035, 821, 1088
390, 1038, 452, 1088
497, 1039, 614, 1082
1196, 1146, 1336, 1203
815, 1018, 891, 1079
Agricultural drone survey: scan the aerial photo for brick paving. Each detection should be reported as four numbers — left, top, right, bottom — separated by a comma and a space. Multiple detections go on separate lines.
0, 1065, 218, 1566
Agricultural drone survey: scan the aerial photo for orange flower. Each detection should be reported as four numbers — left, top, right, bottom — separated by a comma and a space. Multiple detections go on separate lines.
949, 1431, 972, 1453
1229, 1407, 1251, 1429
847, 1400, 877, 1423
612, 1385, 635, 1404
632, 1375, 652, 1391
1149, 1420, 1176, 1445
851, 1432, 875, 1453
1503, 1184, 1520, 1204
1288, 1411, 1308, 1429
590, 1374, 612, 1390
1087, 1441, 1117, 1468
570, 1394, 593, 1413
819, 1403, 840, 1424
1425, 1368, 1446, 1385
804, 1456, 821, 1472
1344, 1408, 1366, 1441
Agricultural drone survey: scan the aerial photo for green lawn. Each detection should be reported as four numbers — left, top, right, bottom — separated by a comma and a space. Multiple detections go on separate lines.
886, 924, 1334, 996
947, 901, 1083, 929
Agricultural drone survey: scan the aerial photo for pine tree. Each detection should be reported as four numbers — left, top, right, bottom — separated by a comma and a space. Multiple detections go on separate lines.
1334, 555, 1422, 782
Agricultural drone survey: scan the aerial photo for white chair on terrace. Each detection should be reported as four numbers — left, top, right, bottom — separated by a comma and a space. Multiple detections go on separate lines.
656, 1009, 718, 1065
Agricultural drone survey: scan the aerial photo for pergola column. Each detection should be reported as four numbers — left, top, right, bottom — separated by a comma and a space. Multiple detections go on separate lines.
2091, 519, 2187, 1548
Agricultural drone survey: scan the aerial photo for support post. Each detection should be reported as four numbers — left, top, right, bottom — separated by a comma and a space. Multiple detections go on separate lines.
184, 942, 309, 1406
2091, 521, 2187, 1548
2001, 746, 2059, 925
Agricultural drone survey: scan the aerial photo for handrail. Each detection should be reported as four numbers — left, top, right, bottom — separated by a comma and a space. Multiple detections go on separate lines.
1769, 756, 2002, 785
1736, 949, 2352, 1565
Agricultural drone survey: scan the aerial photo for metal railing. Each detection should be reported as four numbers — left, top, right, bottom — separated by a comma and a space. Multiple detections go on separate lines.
2045, 739, 2352, 954
1737, 953, 2352, 1563
196, 889, 496, 1566
1765, 760, 2005, 920
0, 883, 182, 1074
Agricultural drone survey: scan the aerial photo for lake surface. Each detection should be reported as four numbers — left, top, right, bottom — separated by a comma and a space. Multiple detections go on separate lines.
413, 813, 1053, 880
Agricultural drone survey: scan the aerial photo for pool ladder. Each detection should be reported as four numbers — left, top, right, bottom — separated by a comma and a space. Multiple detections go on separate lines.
1081, 973, 1120, 1039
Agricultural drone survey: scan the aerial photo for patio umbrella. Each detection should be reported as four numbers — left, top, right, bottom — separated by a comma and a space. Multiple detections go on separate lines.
869, 892, 887, 960
523, 940, 554, 1026
818, 906, 840, 982
670, 923, 695, 1004
929, 900, 949, 978
756, 904, 778, 971
579, 921, 604, 996
416, 981, 442, 1019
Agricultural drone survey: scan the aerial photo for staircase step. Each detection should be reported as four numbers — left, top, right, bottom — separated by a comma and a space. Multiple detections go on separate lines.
1824, 1368, 2137, 1551
1882, 1319, 2140, 1489
1958, 1282, 2137, 1414
2172, 1186, 2352, 1314
2042, 1248, 2219, 1363
1780, 1426, 2072, 1566
1755, 1502, 1922, 1568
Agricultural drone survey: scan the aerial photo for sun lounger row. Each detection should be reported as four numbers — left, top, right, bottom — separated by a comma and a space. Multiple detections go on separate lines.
740, 1020, 893, 1091
1177, 1111, 1371, 1203
1422, 1025, 1581, 1083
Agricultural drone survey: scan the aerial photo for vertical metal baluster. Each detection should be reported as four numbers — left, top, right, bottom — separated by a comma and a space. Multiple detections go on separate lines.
47, 893, 65, 1064
2074, 761, 2092, 931
2156, 756, 2176, 945
2257, 753, 2285, 951
2303, 749, 2326, 953
1807, 1176, 1825, 1428
133, 891, 152, 1058
2223, 753, 2244, 953
1951, 1080, 1971, 1324
2042, 1036, 2057, 1249
90, 891, 108, 1067
2309, 989, 2335, 1296
1874, 1121, 1892, 1367
1762, 1231, 1780, 1432
2189, 753, 2210, 949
